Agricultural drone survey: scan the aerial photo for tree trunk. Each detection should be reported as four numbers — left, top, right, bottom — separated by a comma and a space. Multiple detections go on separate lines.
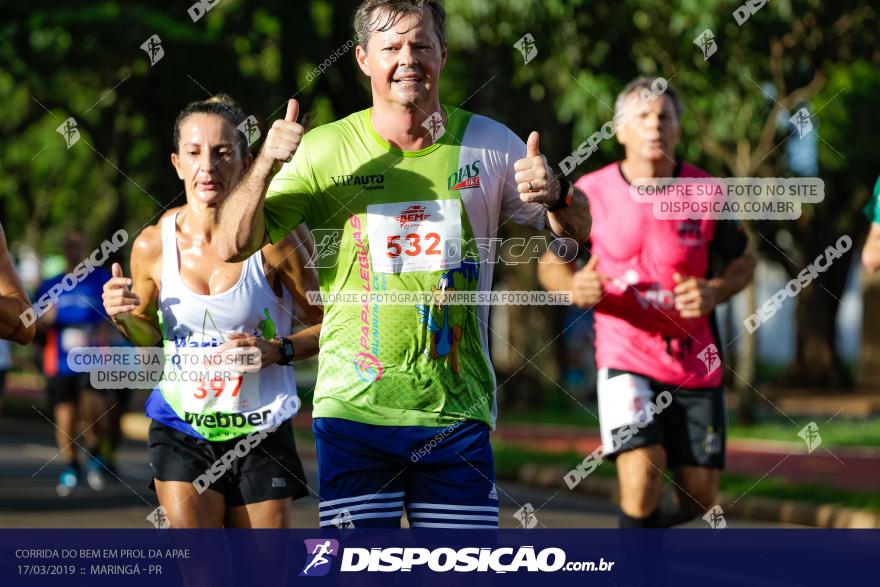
735, 282, 759, 425
788, 258, 853, 388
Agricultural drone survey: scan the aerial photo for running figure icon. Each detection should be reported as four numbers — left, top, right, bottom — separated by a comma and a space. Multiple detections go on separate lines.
300, 539, 339, 576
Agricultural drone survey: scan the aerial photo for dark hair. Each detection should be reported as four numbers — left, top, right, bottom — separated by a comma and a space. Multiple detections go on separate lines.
354, 0, 446, 50
172, 93, 248, 158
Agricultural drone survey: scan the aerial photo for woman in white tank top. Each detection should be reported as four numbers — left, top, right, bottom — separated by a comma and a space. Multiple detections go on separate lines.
102, 95, 321, 529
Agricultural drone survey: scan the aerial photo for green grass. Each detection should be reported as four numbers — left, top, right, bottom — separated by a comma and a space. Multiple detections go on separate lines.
493, 442, 616, 480
502, 408, 880, 449
491, 441, 880, 512
720, 473, 880, 512
502, 408, 600, 428
728, 419, 880, 447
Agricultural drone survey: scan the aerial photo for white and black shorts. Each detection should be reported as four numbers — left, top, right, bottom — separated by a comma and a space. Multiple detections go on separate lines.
597, 368, 726, 469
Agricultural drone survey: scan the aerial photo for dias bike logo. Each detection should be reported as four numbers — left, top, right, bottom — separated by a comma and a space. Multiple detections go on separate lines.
449, 160, 481, 191
300, 539, 340, 577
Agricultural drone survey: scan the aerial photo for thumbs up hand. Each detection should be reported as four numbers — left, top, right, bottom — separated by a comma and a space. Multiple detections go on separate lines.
102, 262, 141, 322
514, 131, 561, 205
258, 98, 305, 176
572, 255, 611, 308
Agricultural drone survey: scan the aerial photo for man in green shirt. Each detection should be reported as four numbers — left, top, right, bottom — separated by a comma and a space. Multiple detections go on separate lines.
216, 0, 588, 528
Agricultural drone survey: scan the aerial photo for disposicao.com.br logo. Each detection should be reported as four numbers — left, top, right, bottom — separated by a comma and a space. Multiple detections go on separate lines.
300, 541, 614, 575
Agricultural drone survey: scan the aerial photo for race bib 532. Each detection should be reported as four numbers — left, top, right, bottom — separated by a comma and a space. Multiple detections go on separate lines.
366, 199, 462, 274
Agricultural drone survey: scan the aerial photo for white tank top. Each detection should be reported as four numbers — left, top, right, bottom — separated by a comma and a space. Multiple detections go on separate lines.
154, 212, 298, 441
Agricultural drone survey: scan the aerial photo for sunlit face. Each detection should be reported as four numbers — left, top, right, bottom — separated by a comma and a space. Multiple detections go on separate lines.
355, 10, 447, 109
617, 93, 681, 162
171, 113, 250, 206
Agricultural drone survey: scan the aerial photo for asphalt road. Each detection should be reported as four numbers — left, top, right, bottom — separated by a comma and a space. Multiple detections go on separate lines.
0, 416, 792, 529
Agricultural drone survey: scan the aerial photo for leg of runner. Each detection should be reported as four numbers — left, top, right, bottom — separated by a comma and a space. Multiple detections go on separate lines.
226, 499, 291, 528
659, 386, 726, 525
596, 369, 669, 527
154, 480, 226, 528
615, 446, 666, 526
671, 467, 719, 518
81, 387, 110, 491
100, 389, 129, 477
49, 376, 82, 496
53, 402, 80, 495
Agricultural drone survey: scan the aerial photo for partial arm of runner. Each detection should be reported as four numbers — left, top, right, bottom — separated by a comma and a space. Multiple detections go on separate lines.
862, 224, 880, 273
102, 228, 162, 347
219, 225, 322, 368
266, 224, 322, 362
674, 219, 756, 318
0, 223, 35, 344
538, 247, 608, 308
708, 248, 757, 304
216, 99, 304, 262
537, 249, 575, 293
547, 188, 590, 243
674, 248, 757, 319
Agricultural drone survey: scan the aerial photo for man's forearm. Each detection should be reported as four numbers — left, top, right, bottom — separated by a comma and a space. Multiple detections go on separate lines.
547, 190, 590, 242
217, 158, 273, 262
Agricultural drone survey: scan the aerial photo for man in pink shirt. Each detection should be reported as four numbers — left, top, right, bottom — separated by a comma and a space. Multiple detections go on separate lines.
540, 78, 756, 527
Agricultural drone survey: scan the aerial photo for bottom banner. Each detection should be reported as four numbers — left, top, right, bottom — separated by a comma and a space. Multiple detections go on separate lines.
1, 529, 876, 586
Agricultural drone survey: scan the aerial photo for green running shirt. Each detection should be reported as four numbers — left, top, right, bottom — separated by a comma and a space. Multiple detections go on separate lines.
264, 106, 546, 428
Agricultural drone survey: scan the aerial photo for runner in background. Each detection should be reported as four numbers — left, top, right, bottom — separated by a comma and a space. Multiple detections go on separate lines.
539, 78, 756, 528
861, 175, 880, 272
34, 229, 115, 496
88, 321, 132, 478
103, 94, 321, 528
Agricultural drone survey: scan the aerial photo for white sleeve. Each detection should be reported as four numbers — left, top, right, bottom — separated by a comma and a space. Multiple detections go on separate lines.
500, 128, 547, 230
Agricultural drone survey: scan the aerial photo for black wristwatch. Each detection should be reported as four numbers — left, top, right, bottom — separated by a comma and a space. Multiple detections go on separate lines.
547, 176, 572, 212
277, 337, 295, 365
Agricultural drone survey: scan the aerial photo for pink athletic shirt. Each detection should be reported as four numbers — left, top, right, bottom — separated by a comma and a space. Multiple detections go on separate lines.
574, 162, 745, 389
